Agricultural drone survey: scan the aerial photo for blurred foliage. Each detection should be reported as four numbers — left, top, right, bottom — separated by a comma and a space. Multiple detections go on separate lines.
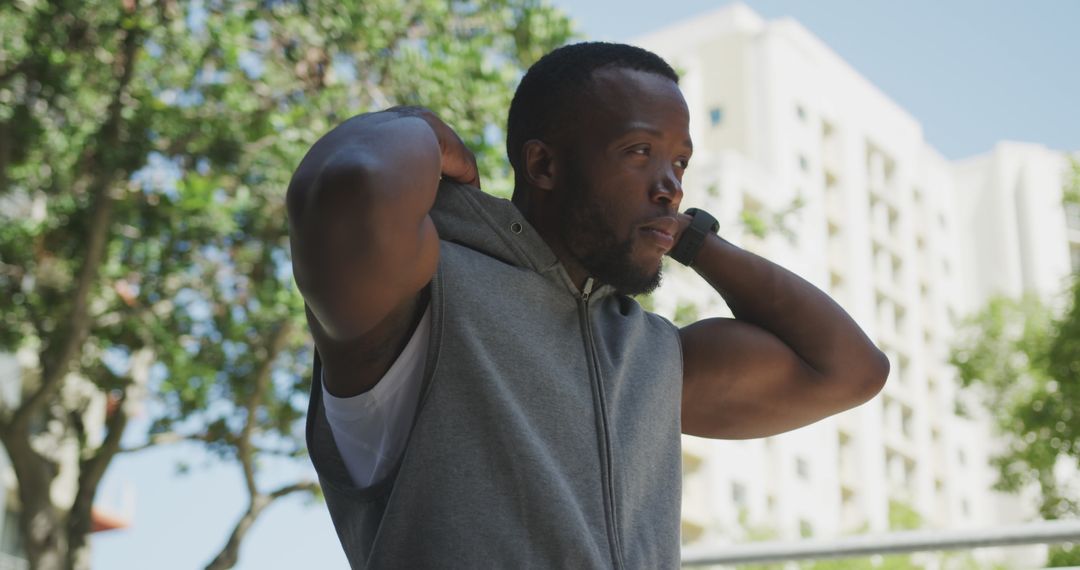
740, 196, 804, 242
951, 281, 1080, 521
673, 300, 700, 327
1049, 542, 1080, 567
0, 0, 573, 567
1061, 157, 1080, 206
887, 499, 921, 531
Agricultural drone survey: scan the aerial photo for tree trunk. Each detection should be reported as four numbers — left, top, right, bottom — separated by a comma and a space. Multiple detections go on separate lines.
24, 520, 67, 570
21, 500, 67, 570
0, 420, 62, 569
64, 484, 99, 570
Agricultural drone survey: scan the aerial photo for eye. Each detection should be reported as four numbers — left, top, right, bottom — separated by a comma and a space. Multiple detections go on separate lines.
675, 157, 690, 169
628, 145, 650, 157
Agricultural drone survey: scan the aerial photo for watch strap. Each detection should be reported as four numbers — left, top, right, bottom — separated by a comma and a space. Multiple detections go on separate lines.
670, 208, 719, 267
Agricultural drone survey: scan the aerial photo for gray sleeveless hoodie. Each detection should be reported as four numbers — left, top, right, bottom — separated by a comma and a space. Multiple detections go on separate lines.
306, 181, 684, 569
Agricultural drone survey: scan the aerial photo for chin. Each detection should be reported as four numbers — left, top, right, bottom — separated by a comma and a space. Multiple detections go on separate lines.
612, 264, 663, 297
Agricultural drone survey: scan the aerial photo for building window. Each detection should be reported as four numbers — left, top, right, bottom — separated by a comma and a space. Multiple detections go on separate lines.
822, 119, 835, 138
798, 154, 809, 172
888, 206, 900, 237
796, 104, 807, 122
829, 271, 843, 293
799, 519, 814, 537
709, 106, 724, 127
732, 482, 747, 507
1, 507, 24, 559
796, 457, 810, 480
1066, 203, 1080, 231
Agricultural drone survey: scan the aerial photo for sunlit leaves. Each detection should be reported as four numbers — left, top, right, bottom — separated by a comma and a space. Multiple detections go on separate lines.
951, 279, 1080, 519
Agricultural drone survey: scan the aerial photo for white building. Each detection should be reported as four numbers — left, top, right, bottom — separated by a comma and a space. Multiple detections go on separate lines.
634, 4, 1075, 566
953, 142, 1076, 312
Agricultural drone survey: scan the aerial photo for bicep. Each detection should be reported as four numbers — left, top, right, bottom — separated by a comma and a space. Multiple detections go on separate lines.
680, 318, 849, 439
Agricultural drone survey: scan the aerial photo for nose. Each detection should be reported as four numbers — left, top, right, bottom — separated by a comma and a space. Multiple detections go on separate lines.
649, 166, 683, 209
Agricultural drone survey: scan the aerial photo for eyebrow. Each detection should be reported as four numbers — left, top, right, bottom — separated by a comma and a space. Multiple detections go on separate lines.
616, 123, 693, 151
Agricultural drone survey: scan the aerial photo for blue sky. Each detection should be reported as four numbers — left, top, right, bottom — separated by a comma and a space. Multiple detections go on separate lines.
91, 2, 1080, 569
571, 0, 1080, 159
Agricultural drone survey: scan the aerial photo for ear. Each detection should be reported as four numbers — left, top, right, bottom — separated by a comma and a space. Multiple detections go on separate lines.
522, 139, 557, 191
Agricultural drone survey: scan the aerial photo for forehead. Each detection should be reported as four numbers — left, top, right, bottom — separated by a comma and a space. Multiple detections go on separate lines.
578, 67, 690, 140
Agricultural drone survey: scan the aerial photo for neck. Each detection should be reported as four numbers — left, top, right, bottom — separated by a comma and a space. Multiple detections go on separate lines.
512, 185, 591, 291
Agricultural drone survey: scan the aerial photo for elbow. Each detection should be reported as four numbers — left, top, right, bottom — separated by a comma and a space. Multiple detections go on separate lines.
829, 345, 889, 409
856, 346, 890, 403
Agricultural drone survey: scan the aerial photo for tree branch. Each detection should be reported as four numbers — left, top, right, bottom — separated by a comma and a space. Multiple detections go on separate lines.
269, 480, 318, 500
10, 18, 143, 434
117, 431, 212, 454
204, 479, 317, 570
77, 387, 130, 503
253, 444, 305, 459
236, 321, 292, 497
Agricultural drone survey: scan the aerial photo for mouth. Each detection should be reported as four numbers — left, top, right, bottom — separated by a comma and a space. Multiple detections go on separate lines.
639, 217, 678, 252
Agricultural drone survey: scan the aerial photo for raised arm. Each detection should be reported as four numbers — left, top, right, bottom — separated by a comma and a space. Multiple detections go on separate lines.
286, 107, 478, 397
677, 228, 890, 439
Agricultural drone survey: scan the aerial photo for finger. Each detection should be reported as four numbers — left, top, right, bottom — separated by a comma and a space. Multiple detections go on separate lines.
459, 150, 481, 189
441, 147, 481, 189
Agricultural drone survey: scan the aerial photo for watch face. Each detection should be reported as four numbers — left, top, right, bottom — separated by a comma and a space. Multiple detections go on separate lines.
691, 209, 719, 233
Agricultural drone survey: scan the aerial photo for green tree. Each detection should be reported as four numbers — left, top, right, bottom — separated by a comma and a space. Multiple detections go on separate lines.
0, 1, 572, 568
950, 158, 1080, 567
950, 285, 1080, 565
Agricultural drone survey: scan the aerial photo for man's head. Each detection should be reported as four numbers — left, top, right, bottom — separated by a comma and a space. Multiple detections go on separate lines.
506, 42, 692, 296
506, 42, 679, 186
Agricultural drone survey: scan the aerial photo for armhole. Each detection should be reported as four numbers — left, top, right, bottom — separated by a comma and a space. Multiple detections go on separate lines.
306, 266, 445, 497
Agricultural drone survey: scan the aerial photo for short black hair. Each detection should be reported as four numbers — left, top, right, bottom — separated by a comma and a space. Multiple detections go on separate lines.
506, 42, 679, 179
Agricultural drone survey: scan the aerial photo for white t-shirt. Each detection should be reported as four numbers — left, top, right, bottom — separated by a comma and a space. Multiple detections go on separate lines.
321, 305, 431, 488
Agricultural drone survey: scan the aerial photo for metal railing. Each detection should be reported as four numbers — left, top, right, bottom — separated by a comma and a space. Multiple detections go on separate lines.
682, 519, 1080, 567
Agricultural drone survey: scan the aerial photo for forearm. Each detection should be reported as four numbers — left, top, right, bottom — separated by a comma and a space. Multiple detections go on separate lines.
690, 232, 886, 380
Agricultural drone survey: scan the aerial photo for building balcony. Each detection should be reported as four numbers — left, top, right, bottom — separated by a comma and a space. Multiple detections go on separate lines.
822, 183, 844, 216
0, 552, 28, 570
838, 455, 860, 485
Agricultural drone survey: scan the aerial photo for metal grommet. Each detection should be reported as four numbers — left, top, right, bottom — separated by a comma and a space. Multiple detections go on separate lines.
510, 222, 523, 234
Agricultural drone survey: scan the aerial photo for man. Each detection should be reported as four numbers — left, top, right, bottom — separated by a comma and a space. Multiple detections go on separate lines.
287, 42, 888, 569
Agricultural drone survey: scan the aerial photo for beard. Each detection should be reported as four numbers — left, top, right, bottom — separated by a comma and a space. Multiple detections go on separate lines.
557, 166, 663, 296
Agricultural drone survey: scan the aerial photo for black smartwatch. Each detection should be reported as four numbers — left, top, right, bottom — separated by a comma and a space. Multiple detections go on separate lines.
670, 208, 719, 267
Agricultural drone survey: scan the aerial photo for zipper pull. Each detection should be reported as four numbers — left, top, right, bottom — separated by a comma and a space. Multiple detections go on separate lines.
582, 278, 595, 303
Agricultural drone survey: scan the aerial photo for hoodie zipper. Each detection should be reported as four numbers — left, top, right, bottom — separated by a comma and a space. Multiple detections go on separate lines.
578, 278, 625, 569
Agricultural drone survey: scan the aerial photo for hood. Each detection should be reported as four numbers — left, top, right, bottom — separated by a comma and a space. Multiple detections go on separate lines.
430, 180, 613, 299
